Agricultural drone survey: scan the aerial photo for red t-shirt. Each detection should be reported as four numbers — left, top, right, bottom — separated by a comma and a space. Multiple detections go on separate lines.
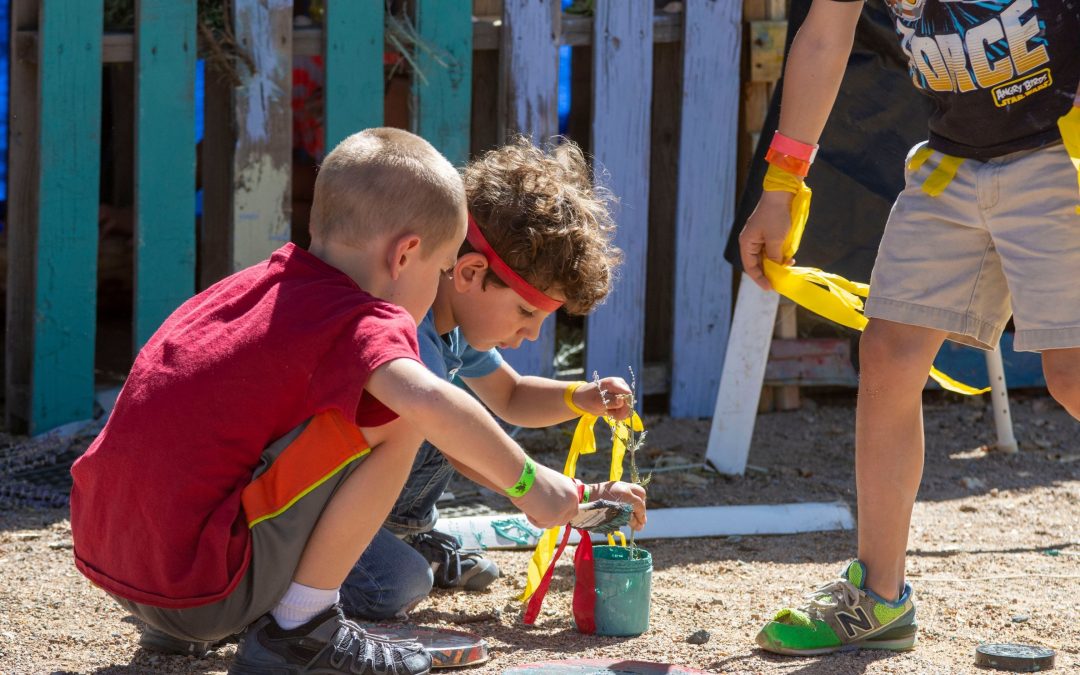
70, 243, 421, 608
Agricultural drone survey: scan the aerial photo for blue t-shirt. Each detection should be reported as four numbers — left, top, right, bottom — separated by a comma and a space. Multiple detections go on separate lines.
416, 310, 503, 382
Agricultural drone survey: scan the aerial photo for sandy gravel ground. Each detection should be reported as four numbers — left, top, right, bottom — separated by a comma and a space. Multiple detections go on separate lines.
1, 393, 1077, 674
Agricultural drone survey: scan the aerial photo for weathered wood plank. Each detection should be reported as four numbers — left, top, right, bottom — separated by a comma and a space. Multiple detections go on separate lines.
498, 0, 559, 378
584, 1, 652, 384
133, 0, 196, 349
29, 0, 104, 432
412, 1, 472, 167
705, 275, 778, 474
199, 61, 235, 289
670, 0, 742, 418
763, 338, 858, 387
324, 0, 382, 152
231, 0, 292, 270
6, 0, 42, 432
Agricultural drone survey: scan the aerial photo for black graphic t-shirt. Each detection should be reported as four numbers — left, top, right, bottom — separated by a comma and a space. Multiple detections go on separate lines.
832, 0, 1080, 159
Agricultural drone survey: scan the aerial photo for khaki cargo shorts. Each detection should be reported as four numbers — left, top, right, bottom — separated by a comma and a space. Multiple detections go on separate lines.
865, 140, 1080, 352
111, 410, 371, 642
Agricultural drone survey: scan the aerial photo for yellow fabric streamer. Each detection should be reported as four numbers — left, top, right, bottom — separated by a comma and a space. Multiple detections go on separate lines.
760, 164, 989, 396
520, 410, 644, 601
1059, 106, 1080, 214
906, 145, 964, 196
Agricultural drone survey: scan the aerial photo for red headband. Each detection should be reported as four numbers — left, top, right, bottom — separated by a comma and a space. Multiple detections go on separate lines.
466, 215, 563, 313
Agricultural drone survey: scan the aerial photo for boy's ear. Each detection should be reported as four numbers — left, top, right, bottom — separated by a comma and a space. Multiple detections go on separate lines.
453, 252, 489, 291
387, 232, 423, 280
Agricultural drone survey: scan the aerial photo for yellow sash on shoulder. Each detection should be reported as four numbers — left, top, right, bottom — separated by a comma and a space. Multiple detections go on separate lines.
760, 164, 988, 396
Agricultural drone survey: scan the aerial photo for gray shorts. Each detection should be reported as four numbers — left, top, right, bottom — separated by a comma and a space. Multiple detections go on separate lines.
865, 140, 1080, 352
111, 410, 372, 642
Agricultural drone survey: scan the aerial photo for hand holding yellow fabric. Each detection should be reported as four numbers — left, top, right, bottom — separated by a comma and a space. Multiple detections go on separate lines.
1058, 105, 1080, 214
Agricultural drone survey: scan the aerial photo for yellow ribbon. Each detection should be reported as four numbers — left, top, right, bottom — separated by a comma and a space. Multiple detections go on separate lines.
760, 164, 989, 396
1059, 106, 1080, 214
907, 145, 965, 197
520, 410, 644, 601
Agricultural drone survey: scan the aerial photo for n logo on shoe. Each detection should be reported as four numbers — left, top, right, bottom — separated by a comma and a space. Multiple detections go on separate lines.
836, 607, 873, 638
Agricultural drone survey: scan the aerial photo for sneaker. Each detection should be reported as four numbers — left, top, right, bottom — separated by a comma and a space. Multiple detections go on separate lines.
139, 626, 224, 656
409, 530, 500, 591
228, 606, 431, 675
755, 560, 918, 655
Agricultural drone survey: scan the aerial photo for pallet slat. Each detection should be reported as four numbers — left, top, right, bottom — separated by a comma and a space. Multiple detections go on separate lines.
584, 1, 653, 384
24, 1, 104, 433
133, 0, 197, 349
324, 0, 382, 152
670, 0, 743, 418
231, 0, 292, 271
412, 1, 472, 167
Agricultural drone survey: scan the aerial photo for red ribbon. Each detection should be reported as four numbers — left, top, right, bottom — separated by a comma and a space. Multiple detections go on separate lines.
522, 483, 597, 633
466, 215, 564, 313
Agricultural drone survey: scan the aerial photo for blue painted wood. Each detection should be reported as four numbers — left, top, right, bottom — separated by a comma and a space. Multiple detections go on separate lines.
932, 333, 1046, 390
134, 0, 197, 349
670, 0, 742, 418
412, 0, 472, 167
500, 0, 559, 378
32, 0, 103, 432
584, 2, 653, 387
324, 0, 382, 153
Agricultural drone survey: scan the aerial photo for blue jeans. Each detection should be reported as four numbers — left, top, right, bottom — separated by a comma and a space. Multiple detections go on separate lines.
340, 441, 454, 619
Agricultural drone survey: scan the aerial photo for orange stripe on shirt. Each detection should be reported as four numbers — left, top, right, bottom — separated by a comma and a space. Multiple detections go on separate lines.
241, 410, 371, 528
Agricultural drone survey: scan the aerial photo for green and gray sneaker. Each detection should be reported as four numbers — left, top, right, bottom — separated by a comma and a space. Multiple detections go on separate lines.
756, 560, 917, 655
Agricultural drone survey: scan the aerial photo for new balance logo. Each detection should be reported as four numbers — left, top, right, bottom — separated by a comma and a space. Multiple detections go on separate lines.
836, 607, 873, 638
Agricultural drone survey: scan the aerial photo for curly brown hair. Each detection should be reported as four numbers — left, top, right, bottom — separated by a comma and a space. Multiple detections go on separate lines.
462, 137, 621, 315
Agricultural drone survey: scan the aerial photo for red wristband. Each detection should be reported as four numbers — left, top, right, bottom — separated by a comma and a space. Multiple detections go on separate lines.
770, 131, 819, 163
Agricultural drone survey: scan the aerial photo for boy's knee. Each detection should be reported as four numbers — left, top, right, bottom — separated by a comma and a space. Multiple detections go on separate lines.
859, 320, 942, 380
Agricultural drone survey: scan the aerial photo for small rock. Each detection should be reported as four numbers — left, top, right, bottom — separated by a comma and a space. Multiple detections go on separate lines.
959, 504, 978, 513
959, 476, 986, 491
48, 541, 73, 550
682, 472, 711, 488
687, 629, 711, 645
1011, 615, 1029, 623
1034, 438, 1053, 450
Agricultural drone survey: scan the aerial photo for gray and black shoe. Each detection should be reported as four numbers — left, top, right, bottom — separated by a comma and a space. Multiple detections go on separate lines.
409, 530, 499, 591
228, 606, 431, 675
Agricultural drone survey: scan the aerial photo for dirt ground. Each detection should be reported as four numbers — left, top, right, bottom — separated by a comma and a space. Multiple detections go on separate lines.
1, 391, 1077, 674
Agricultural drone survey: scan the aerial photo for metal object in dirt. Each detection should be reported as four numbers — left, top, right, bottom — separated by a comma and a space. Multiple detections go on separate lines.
359, 624, 488, 669
974, 644, 1055, 672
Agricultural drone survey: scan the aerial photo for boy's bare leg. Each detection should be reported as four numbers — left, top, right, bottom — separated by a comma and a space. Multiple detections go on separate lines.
855, 319, 947, 601
293, 417, 425, 589
1042, 348, 1080, 419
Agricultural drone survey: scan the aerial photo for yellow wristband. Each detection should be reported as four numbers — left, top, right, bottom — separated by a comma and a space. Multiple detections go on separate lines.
563, 381, 590, 417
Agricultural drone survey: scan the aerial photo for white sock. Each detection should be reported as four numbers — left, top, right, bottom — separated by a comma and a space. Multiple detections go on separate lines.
270, 582, 340, 630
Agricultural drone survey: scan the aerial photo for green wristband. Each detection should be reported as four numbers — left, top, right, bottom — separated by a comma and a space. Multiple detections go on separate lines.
506, 456, 537, 498
581, 483, 591, 503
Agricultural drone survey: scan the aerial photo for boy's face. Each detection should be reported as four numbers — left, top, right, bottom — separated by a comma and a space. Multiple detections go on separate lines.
449, 254, 565, 351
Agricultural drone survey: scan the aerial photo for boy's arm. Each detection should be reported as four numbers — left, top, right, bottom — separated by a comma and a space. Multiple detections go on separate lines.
463, 362, 631, 428
738, 0, 863, 291
365, 357, 580, 528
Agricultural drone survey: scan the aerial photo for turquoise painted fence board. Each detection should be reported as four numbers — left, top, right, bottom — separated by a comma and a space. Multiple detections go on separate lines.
499, 0, 559, 378
231, 0, 292, 270
412, 0, 472, 167
324, 0, 382, 152
134, 0, 196, 349
585, 1, 653, 386
32, 1, 103, 432
670, 0, 742, 418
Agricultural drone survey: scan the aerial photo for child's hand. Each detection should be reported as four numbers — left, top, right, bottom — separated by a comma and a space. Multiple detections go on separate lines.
511, 462, 581, 529
590, 481, 647, 531
573, 377, 633, 420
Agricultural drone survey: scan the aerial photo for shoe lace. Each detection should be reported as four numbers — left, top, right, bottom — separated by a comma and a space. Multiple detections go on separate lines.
411, 530, 463, 586
329, 620, 422, 675
802, 578, 861, 621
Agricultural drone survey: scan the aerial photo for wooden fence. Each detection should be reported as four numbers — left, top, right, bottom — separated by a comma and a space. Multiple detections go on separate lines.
5, 0, 755, 434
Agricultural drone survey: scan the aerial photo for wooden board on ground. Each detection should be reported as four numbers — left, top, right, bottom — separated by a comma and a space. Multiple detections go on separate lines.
504, 659, 712, 674
360, 624, 488, 669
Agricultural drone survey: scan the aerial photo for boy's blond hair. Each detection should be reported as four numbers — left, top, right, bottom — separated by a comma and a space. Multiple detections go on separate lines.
311, 128, 465, 254
463, 137, 621, 315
